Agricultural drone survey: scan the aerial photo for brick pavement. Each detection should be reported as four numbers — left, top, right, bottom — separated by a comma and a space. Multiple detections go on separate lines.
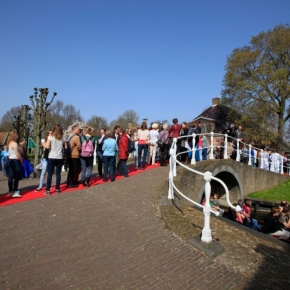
0, 167, 251, 289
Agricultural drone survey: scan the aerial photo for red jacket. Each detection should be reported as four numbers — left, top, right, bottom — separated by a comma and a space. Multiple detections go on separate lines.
119, 134, 129, 159
169, 124, 181, 138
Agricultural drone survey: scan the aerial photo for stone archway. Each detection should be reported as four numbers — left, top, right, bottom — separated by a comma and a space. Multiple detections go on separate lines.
197, 165, 243, 206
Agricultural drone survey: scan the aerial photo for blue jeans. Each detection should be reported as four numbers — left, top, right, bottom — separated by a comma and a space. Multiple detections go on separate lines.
138, 144, 148, 169
1, 158, 6, 175
46, 158, 63, 191
80, 157, 93, 180
96, 151, 103, 177
202, 148, 208, 160
103, 155, 115, 181
38, 158, 48, 189
118, 159, 128, 177
8, 159, 21, 192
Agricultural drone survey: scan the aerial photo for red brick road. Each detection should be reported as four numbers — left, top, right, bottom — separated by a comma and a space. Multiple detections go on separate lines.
0, 167, 248, 289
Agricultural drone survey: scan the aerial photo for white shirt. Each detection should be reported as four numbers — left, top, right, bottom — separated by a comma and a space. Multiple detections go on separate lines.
48, 136, 63, 159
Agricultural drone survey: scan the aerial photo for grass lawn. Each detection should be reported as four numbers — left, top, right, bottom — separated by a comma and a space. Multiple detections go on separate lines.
248, 179, 290, 202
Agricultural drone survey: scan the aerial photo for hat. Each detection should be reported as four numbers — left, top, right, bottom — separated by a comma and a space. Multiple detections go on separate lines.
152, 123, 158, 129
235, 205, 242, 212
163, 123, 169, 129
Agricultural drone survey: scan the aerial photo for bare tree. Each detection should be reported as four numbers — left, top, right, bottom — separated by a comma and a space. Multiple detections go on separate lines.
49, 100, 83, 130
86, 115, 108, 133
0, 106, 22, 131
109, 109, 139, 130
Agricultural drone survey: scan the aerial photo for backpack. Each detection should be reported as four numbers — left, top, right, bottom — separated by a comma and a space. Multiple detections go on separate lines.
81, 136, 94, 157
127, 138, 135, 153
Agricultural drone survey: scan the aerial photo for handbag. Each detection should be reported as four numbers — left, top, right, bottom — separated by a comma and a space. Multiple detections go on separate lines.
157, 140, 164, 147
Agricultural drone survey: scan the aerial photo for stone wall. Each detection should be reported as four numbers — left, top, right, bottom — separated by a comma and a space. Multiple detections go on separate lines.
173, 159, 290, 207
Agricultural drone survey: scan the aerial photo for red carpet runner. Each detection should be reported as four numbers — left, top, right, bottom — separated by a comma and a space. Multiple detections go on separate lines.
0, 163, 162, 207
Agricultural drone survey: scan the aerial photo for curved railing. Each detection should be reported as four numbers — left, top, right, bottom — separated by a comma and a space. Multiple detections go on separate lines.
168, 132, 288, 243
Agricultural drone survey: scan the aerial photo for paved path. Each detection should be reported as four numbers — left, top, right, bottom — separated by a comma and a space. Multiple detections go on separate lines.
0, 167, 249, 289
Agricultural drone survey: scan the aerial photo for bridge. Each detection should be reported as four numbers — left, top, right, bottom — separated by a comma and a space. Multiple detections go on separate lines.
167, 132, 290, 244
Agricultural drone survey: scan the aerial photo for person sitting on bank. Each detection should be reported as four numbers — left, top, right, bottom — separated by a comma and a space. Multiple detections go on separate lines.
261, 207, 290, 239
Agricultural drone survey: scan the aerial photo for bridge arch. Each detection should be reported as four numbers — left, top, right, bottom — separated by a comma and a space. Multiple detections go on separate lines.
197, 165, 243, 204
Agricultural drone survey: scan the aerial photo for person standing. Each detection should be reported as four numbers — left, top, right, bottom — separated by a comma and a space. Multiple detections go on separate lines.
80, 127, 96, 187
169, 118, 181, 160
102, 131, 118, 182
1, 145, 9, 176
35, 130, 51, 191
233, 125, 243, 149
67, 124, 81, 188
158, 124, 169, 166
7, 131, 23, 197
118, 129, 130, 177
43, 125, 65, 195
96, 128, 107, 178
148, 123, 159, 165
112, 125, 121, 171
137, 122, 149, 170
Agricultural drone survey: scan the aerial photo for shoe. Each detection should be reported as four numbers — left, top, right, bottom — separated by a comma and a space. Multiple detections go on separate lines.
12, 191, 22, 198
82, 180, 87, 187
44, 191, 50, 195
35, 188, 42, 192
142, 168, 145, 171
9, 191, 15, 197
124, 175, 129, 177
136, 168, 140, 171
86, 178, 90, 187
55, 189, 60, 194
110, 178, 115, 182
102, 179, 107, 182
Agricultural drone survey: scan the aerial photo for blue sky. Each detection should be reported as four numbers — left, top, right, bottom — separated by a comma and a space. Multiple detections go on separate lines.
1, 0, 289, 126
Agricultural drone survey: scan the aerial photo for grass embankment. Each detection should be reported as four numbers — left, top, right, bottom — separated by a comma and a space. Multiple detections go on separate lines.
248, 179, 290, 202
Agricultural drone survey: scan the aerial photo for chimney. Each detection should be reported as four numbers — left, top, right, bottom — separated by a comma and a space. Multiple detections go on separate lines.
212, 98, 220, 106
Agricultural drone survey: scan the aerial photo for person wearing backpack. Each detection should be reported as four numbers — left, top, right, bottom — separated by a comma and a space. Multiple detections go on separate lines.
67, 124, 82, 188
80, 127, 96, 187
118, 128, 130, 177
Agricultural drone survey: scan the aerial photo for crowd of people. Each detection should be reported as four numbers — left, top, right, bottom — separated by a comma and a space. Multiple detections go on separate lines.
204, 193, 290, 240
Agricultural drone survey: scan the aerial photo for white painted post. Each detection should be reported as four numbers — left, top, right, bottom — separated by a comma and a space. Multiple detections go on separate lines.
248, 144, 252, 166
209, 132, 214, 160
280, 155, 284, 174
191, 133, 196, 165
93, 147, 97, 166
236, 139, 240, 162
224, 134, 228, 159
173, 138, 177, 177
260, 149, 264, 169
168, 171, 174, 199
201, 171, 213, 243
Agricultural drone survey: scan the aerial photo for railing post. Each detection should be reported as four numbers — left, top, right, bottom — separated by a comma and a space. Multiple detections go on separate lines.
168, 171, 174, 199
260, 149, 264, 169
201, 171, 212, 243
248, 144, 252, 166
173, 138, 177, 177
191, 133, 196, 165
209, 131, 214, 160
280, 155, 284, 174
93, 147, 97, 166
236, 139, 240, 162
224, 134, 228, 159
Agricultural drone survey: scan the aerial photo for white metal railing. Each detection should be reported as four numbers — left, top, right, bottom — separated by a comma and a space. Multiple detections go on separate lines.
168, 132, 289, 243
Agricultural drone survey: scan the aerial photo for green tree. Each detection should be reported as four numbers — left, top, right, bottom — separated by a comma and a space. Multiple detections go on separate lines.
222, 24, 290, 151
